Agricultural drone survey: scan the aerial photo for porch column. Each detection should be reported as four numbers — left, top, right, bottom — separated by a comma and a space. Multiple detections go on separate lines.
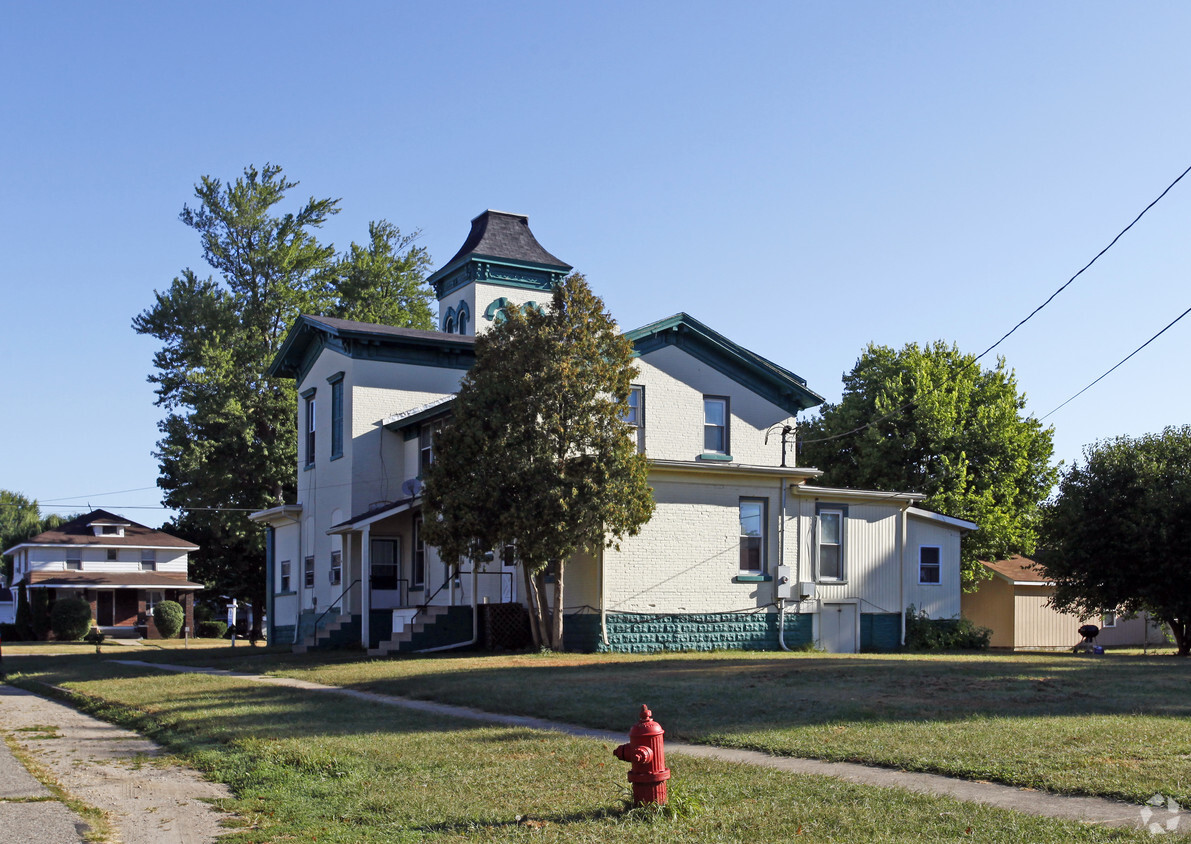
361, 524, 371, 650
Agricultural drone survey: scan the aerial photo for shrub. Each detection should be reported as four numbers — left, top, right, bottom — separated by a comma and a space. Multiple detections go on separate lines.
15, 583, 33, 640
0, 622, 22, 642
50, 596, 94, 641
153, 600, 185, 638
194, 602, 214, 623
31, 589, 50, 640
905, 605, 991, 651
198, 620, 227, 639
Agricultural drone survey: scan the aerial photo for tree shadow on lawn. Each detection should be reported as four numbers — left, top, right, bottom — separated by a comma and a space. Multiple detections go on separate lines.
309, 650, 1191, 740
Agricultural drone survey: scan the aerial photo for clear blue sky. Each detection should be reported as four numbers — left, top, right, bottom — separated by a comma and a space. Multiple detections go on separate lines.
2, 2, 1189, 521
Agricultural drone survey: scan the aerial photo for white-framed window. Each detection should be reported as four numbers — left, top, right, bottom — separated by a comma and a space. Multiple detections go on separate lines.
622, 386, 645, 453
106, 549, 119, 562
101, 525, 119, 535
304, 556, 315, 589
66, 553, 82, 571
919, 546, 941, 584
304, 391, 317, 466
145, 590, 164, 614
703, 396, 729, 454
817, 507, 845, 581
370, 538, 401, 591
739, 498, 766, 573
329, 551, 342, 586
419, 419, 444, 476
1102, 611, 1117, 628
140, 549, 157, 571
412, 519, 425, 589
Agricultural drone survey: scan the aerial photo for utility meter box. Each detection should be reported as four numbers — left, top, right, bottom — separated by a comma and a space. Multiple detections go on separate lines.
775, 566, 793, 599
798, 581, 817, 600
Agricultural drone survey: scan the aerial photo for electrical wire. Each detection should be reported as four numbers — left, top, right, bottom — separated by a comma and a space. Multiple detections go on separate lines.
1040, 303, 1191, 421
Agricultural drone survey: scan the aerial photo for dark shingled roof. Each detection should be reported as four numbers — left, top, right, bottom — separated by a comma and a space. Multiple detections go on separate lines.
302, 315, 476, 346
8, 509, 198, 551
27, 571, 203, 589
440, 211, 572, 273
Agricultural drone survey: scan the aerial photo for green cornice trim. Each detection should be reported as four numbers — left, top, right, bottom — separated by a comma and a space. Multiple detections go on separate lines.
625, 313, 824, 416
697, 453, 734, 462
733, 575, 772, 583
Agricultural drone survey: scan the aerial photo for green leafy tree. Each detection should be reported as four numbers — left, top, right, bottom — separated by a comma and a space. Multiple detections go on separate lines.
1041, 426, 1191, 656
0, 491, 68, 584
331, 221, 434, 327
422, 274, 655, 650
133, 165, 435, 633
799, 341, 1056, 587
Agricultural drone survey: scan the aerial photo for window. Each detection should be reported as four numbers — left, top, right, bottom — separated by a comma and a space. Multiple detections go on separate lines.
304, 556, 315, 589
444, 312, 456, 333
370, 538, 400, 590
419, 419, 444, 476
329, 551, 342, 586
329, 376, 344, 459
279, 560, 291, 592
412, 519, 425, 589
1102, 611, 1117, 628
140, 549, 157, 571
622, 386, 645, 453
304, 392, 317, 466
739, 499, 766, 573
817, 508, 844, 580
66, 553, 82, 571
101, 525, 119, 535
919, 546, 941, 584
106, 549, 119, 562
145, 591, 164, 614
457, 305, 469, 335
704, 396, 729, 454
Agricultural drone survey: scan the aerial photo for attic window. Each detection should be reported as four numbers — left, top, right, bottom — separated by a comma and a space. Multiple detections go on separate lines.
94, 524, 125, 537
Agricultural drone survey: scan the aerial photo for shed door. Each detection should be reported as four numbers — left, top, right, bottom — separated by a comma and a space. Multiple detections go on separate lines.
820, 603, 858, 653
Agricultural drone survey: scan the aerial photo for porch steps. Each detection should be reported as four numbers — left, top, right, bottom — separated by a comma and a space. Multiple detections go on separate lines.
293, 613, 359, 654
367, 605, 470, 656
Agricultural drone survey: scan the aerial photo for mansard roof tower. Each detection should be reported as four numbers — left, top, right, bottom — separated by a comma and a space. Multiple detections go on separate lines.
427, 210, 572, 336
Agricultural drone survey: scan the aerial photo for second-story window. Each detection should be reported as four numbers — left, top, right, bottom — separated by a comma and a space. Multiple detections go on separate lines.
304, 393, 317, 466
140, 549, 157, 571
330, 376, 344, 459
622, 386, 645, 453
107, 549, 118, 562
66, 553, 82, 571
419, 419, 444, 476
704, 396, 729, 454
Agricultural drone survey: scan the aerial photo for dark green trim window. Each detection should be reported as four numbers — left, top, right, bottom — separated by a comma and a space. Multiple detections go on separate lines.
329, 374, 344, 460
623, 385, 644, 453
704, 395, 729, 454
302, 388, 317, 467
412, 518, 426, 588
279, 560, 291, 592
739, 498, 766, 573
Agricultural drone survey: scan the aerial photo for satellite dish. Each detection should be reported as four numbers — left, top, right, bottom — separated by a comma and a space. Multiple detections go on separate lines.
400, 478, 424, 498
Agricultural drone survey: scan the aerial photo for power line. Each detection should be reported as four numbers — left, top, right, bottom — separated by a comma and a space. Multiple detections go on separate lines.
975, 162, 1191, 362
1040, 303, 1191, 421
37, 485, 160, 503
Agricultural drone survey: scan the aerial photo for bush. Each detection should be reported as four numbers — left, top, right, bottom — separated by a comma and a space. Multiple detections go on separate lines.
905, 605, 991, 651
0, 622, 23, 642
194, 602, 214, 623
153, 600, 185, 638
198, 620, 227, 639
50, 596, 94, 641
15, 583, 33, 640
31, 589, 50, 640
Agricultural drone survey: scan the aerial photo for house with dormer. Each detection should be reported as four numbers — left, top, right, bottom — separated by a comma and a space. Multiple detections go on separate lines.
3, 510, 202, 638
251, 211, 975, 654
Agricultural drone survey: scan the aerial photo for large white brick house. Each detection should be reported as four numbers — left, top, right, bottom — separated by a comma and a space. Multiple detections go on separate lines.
251, 211, 975, 654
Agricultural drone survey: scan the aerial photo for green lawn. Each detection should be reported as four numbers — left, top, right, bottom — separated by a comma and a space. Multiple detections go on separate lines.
138, 647, 1191, 806
4, 654, 1163, 843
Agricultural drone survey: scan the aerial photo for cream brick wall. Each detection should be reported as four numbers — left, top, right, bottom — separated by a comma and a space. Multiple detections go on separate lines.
633, 345, 796, 466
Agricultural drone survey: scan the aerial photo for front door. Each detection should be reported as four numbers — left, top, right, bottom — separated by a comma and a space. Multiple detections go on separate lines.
96, 591, 114, 626
820, 603, 858, 653
369, 538, 404, 609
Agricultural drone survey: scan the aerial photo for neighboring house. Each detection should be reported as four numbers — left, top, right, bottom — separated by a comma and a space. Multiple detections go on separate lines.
961, 556, 1167, 650
251, 210, 976, 655
2, 510, 202, 638
0, 585, 13, 625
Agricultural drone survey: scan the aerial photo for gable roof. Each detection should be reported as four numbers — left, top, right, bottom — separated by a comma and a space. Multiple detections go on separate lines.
3, 509, 198, 555
624, 313, 824, 416
981, 555, 1051, 584
428, 210, 572, 288
268, 314, 476, 380
907, 507, 978, 531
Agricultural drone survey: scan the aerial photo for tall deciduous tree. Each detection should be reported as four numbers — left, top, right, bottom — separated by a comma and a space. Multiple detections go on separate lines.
133, 165, 435, 630
421, 274, 655, 649
799, 342, 1056, 586
0, 491, 67, 584
1041, 426, 1191, 655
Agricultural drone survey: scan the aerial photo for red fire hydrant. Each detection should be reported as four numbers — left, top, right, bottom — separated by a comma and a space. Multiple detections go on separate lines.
613, 704, 671, 806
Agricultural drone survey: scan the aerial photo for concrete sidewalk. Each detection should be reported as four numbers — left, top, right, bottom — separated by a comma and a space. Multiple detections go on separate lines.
0, 685, 232, 843
112, 659, 1183, 835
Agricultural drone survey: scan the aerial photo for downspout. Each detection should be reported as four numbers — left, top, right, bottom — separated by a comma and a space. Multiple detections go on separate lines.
414, 555, 479, 654
899, 505, 907, 647
777, 478, 790, 651
600, 542, 609, 648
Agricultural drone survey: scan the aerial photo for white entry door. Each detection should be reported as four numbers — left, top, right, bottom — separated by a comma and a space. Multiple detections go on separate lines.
820, 603, 858, 653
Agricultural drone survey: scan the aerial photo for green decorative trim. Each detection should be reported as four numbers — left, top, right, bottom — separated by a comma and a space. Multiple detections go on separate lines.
733, 575, 772, 583
625, 313, 823, 415
329, 454, 343, 462
483, 297, 509, 322
326, 371, 344, 385
303, 464, 315, 472
274, 591, 297, 597
697, 453, 733, 462
300, 386, 317, 399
